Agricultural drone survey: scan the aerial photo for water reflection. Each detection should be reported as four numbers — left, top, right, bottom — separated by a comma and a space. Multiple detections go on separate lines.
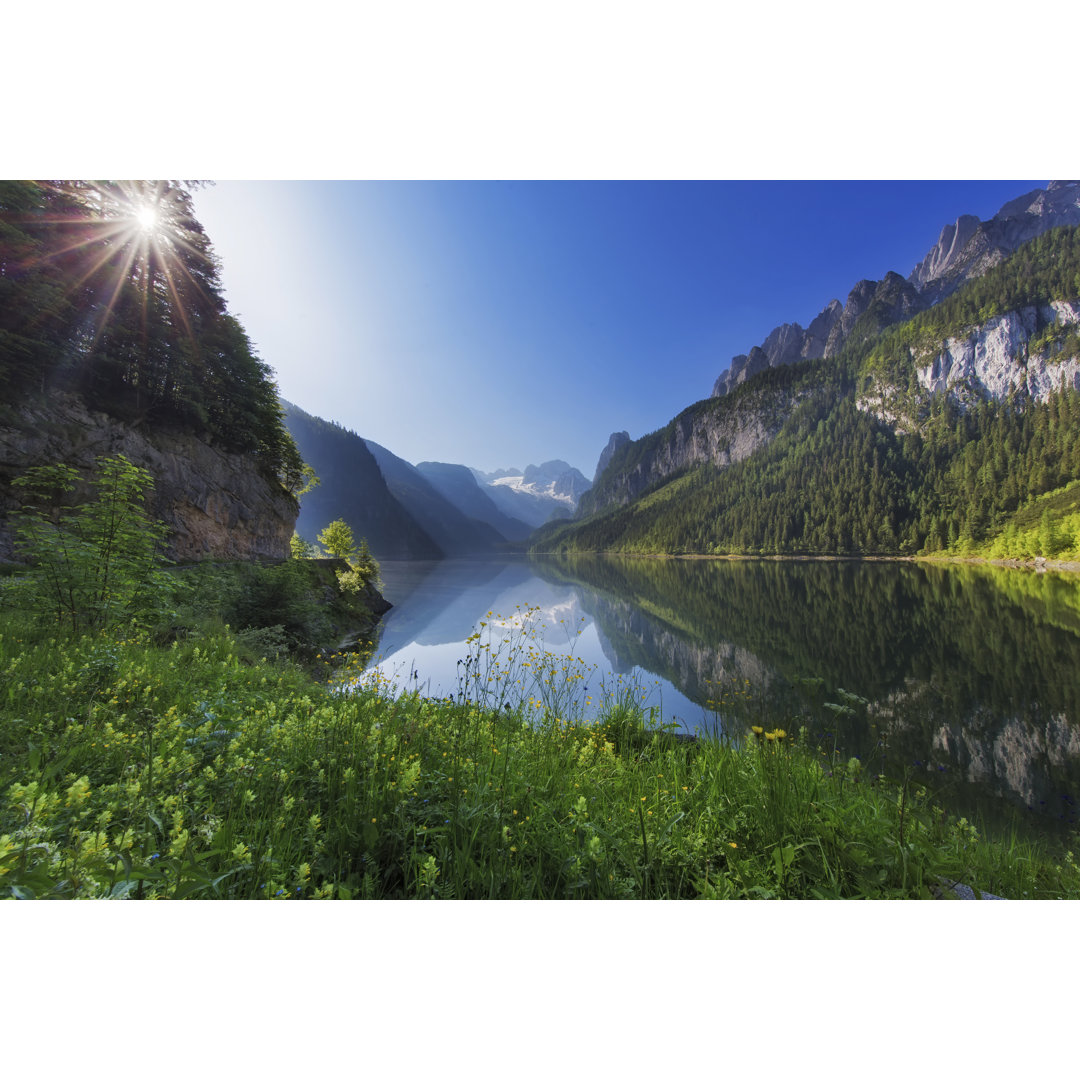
367, 554, 1080, 840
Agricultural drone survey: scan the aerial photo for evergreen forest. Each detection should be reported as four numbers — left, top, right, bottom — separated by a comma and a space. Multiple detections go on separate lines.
536, 226, 1080, 558
0, 180, 305, 493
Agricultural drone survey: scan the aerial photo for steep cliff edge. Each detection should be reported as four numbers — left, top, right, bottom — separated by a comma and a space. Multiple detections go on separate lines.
913, 300, 1080, 405
581, 375, 803, 517
0, 392, 297, 563
712, 182, 1080, 399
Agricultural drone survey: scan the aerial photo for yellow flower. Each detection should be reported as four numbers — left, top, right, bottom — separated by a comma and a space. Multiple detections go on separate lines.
772, 728, 787, 739
751, 725, 764, 737
765, 732, 776, 741
729, 842, 738, 849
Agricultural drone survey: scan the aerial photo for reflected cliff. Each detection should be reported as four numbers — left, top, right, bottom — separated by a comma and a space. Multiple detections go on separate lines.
529, 555, 1080, 838
366, 554, 1080, 839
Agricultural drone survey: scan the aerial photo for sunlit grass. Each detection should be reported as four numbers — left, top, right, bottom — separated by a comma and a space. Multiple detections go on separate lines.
2, 605, 1077, 899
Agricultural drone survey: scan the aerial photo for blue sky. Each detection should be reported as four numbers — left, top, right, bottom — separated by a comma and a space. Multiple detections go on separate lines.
193, 180, 1044, 476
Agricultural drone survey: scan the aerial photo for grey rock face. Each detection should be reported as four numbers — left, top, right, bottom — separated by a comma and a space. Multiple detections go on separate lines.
0, 392, 297, 563
802, 299, 843, 360
712, 181, 1080, 399
914, 300, 1080, 405
580, 391, 797, 517
593, 431, 630, 483
910, 181, 1080, 304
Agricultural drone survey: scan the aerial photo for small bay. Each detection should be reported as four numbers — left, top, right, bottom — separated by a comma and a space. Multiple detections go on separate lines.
366, 554, 1080, 843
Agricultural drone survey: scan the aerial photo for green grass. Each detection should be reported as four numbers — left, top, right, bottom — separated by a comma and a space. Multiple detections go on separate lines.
2, 606, 1077, 899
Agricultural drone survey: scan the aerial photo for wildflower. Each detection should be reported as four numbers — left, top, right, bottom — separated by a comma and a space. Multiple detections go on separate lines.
729, 842, 738, 849
772, 729, 787, 740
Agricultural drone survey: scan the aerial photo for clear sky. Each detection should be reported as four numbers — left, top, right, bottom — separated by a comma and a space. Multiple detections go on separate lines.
192, 180, 1045, 476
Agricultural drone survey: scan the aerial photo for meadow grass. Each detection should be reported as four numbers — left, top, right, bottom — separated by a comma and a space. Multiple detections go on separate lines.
2, 606, 1078, 899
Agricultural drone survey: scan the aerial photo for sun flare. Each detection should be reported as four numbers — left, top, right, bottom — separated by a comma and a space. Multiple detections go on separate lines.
134, 204, 159, 232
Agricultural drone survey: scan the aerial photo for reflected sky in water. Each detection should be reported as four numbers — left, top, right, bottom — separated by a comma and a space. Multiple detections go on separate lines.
364, 554, 1080, 841
367, 556, 703, 730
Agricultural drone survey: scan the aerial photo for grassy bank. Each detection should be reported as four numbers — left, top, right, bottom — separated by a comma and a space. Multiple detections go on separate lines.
2, 607, 1077, 899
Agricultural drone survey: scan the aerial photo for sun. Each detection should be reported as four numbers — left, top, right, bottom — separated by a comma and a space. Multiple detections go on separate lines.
134, 204, 159, 233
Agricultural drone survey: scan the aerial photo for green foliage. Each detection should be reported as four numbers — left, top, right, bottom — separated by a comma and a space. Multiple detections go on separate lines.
11, 455, 170, 632
541, 227, 1080, 558
165, 558, 379, 662
290, 532, 318, 559
1, 607, 1075, 899
0, 180, 304, 491
317, 518, 358, 561
316, 519, 380, 592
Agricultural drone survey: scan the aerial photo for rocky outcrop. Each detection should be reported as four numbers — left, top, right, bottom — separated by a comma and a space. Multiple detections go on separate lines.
593, 431, 631, 483
0, 392, 297, 563
712, 181, 1080, 399
579, 392, 793, 516
910, 180, 1080, 304
711, 276, 922, 398
914, 301, 1080, 405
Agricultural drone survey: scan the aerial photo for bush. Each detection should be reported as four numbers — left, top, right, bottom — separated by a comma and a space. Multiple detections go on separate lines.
11, 455, 170, 632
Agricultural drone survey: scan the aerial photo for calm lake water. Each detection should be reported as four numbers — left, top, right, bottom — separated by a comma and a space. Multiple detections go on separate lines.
366, 554, 1080, 843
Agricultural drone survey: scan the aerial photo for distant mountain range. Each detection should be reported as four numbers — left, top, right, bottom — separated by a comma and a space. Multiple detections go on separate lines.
281, 401, 590, 559
472, 460, 592, 528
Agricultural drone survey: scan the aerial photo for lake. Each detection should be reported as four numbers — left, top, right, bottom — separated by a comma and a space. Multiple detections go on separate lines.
365, 554, 1080, 843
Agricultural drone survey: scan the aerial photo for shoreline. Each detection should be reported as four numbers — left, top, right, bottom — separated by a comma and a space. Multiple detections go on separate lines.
531, 550, 1080, 574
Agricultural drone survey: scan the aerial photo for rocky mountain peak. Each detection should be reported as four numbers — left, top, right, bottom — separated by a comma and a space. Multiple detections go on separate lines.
711, 182, 1080, 399
594, 431, 630, 483
908, 181, 1080, 304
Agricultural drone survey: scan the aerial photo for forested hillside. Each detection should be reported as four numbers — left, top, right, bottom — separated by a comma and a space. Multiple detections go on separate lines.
0, 181, 305, 561
0, 180, 304, 490
536, 226, 1080, 558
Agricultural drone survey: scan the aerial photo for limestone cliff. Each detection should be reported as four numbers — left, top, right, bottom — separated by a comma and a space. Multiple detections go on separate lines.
0, 392, 297, 563
712, 181, 1080, 399
910, 181, 1080, 303
913, 300, 1080, 405
593, 431, 630, 483
580, 385, 796, 516
712, 275, 923, 398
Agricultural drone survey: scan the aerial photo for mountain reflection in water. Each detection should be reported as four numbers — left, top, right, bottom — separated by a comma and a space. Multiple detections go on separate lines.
365, 554, 1080, 842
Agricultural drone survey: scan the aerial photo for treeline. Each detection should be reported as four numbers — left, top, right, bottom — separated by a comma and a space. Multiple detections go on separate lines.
539, 224, 1080, 558
0, 180, 304, 491
540, 382, 1080, 556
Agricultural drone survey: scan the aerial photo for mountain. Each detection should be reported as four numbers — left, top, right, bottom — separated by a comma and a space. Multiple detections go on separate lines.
593, 432, 630, 483
536, 211, 1080, 558
364, 440, 508, 556
281, 401, 442, 561
0, 180, 301, 563
711, 181, 1080, 399
475, 460, 592, 528
910, 180, 1080, 303
414, 461, 533, 542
